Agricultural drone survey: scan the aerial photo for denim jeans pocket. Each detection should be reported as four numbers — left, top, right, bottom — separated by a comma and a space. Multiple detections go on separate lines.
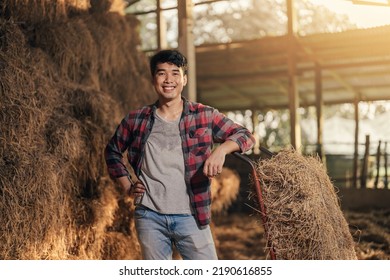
134, 206, 148, 219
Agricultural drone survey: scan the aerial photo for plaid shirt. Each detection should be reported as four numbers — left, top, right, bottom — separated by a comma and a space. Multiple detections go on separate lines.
105, 98, 255, 226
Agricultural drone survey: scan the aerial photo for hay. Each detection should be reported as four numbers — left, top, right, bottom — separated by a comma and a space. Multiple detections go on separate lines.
90, 0, 126, 15
211, 167, 240, 214
213, 214, 266, 260
1, 0, 241, 260
1, 1, 154, 259
0, 0, 125, 24
0, 0, 89, 24
254, 148, 357, 259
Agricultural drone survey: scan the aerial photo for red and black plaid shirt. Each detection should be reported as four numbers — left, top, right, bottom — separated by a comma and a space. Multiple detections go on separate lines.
105, 98, 255, 226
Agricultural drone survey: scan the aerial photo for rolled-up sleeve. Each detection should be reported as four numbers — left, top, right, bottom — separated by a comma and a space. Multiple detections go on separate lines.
227, 127, 255, 153
212, 110, 256, 153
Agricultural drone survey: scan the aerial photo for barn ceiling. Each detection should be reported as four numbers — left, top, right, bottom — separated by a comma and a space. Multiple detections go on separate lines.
195, 25, 390, 112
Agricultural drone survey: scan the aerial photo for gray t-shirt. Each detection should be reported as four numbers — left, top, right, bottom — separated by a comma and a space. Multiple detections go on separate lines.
138, 112, 192, 214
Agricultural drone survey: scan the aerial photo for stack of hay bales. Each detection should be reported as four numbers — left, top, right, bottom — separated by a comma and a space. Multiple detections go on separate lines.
254, 148, 357, 259
0, 0, 242, 260
0, 0, 154, 259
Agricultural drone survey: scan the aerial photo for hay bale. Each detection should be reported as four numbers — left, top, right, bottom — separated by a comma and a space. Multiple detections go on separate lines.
102, 231, 141, 260
0, 0, 125, 23
32, 11, 152, 113
0, 20, 73, 259
0, 1, 154, 259
211, 167, 240, 214
0, 0, 89, 24
90, 0, 126, 15
254, 148, 357, 259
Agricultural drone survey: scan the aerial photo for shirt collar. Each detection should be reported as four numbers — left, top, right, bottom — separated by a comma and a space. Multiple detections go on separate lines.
149, 96, 196, 116
182, 97, 197, 115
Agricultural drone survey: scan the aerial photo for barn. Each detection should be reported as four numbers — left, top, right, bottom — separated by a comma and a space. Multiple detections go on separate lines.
0, 0, 389, 263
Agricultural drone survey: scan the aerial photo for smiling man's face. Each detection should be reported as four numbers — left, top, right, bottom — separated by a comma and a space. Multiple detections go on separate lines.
153, 62, 187, 103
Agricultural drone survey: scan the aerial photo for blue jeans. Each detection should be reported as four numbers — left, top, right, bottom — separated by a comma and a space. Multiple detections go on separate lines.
134, 206, 218, 260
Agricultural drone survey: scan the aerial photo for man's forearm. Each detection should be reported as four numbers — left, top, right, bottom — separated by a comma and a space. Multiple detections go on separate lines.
216, 140, 240, 155
116, 176, 132, 193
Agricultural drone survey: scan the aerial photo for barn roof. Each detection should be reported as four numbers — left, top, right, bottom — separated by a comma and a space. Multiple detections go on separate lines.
195, 25, 390, 111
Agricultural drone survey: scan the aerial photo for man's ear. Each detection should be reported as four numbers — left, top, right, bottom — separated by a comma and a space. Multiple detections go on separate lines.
183, 74, 188, 86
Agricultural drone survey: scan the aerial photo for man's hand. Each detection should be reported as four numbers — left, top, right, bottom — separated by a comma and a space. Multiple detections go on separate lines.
203, 140, 240, 178
203, 148, 225, 178
116, 176, 145, 198
128, 181, 146, 199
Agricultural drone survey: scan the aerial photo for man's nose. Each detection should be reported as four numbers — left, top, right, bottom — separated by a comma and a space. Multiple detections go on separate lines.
164, 74, 173, 82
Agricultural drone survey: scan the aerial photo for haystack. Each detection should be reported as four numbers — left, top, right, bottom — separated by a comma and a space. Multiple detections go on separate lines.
254, 148, 357, 259
0, 0, 239, 260
0, 0, 154, 259
211, 167, 240, 214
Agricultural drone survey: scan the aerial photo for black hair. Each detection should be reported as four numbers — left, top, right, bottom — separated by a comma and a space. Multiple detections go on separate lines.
149, 49, 188, 76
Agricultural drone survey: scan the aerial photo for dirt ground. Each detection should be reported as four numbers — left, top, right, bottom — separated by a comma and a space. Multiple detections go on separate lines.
213, 209, 390, 260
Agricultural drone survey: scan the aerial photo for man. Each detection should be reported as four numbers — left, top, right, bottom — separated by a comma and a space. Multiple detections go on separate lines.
105, 49, 255, 260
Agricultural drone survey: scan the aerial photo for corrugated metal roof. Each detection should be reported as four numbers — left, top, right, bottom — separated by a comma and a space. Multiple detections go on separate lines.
196, 25, 390, 111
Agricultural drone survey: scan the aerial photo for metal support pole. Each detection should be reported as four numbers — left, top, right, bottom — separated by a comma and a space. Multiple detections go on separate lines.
287, 0, 301, 151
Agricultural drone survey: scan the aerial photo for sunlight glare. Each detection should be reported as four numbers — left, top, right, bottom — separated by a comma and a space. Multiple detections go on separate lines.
308, 0, 390, 28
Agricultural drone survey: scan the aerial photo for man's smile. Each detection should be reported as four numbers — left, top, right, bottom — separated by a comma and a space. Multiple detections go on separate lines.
163, 85, 175, 91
